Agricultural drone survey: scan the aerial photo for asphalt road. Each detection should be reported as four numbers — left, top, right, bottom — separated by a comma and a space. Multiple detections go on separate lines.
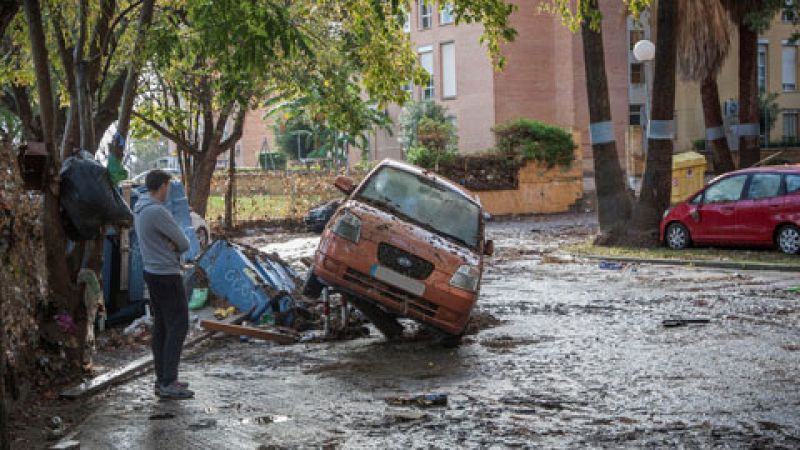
58, 214, 800, 448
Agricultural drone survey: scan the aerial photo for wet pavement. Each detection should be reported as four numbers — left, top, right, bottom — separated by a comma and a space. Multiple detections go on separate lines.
63, 214, 800, 448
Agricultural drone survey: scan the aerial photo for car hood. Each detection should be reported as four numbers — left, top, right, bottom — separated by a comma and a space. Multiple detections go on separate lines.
342, 199, 480, 268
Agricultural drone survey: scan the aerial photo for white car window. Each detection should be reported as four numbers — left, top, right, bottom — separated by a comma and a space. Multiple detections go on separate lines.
704, 175, 747, 204
747, 173, 782, 200
786, 174, 800, 194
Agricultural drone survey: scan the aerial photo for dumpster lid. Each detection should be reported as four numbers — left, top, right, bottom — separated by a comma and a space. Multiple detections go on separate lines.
673, 151, 707, 170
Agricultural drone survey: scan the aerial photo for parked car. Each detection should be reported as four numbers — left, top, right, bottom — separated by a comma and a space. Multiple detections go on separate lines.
304, 199, 343, 233
303, 159, 494, 344
129, 169, 211, 249
660, 165, 800, 254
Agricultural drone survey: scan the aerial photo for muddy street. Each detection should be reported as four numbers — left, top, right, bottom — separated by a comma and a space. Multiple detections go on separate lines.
60, 214, 800, 448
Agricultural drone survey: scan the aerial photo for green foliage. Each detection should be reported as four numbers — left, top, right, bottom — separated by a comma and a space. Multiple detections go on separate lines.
258, 152, 287, 170
398, 100, 457, 152
693, 139, 706, 152
406, 145, 457, 169
492, 118, 576, 168
538, 0, 652, 32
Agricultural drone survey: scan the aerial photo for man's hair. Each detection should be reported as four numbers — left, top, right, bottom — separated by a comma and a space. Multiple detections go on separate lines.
145, 169, 172, 192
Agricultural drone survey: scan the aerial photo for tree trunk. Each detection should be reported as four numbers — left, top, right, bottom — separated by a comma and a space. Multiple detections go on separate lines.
24, 0, 83, 364
224, 145, 235, 230
738, 23, 760, 168
580, 4, 632, 237
189, 153, 216, 218
631, 0, 678, 241
109, 0, 155, 161
0, 1, 19, 42
75, 0, 95, 152
700, 75, 736, 174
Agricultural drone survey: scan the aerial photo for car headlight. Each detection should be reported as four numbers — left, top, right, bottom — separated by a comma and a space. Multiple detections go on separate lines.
449, 265, 480, 292
331, 210, 361, 243
662, 208, 673, 220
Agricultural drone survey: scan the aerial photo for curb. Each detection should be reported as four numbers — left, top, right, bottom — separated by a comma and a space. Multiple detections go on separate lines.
579, 254, 800, 272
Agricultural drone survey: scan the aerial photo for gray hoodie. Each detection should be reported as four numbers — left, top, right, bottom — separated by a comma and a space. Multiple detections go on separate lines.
133, 193, 190, 275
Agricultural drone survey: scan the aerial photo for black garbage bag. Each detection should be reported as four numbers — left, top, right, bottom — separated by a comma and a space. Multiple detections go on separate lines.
60, 151, 133, 240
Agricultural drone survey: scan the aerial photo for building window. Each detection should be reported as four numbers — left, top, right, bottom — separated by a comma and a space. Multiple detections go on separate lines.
441, 42, 456, 98
783, 0, 795, 22
235, 144, 241, 158
629, 29, 644, 51
784, 109, 799, 143
419, 48, 434, 99
440, 3, 455, 25
419, 1, 432, 29
782, 45, 797, 91
630, 63, 644, 84
758, 44, 768, 93
402, 11, 411, 33
629, 104, 643, 126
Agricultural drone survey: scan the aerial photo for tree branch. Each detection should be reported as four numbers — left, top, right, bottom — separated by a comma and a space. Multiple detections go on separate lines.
218, 105, 246, 155
132, 110, 194, 155
0, 0, 19, 42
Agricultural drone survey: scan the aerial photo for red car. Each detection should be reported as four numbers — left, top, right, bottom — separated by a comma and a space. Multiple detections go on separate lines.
660, 165, 800, 254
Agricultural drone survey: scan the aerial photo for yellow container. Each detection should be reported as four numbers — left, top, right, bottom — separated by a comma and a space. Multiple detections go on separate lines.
671, 151, 707, 204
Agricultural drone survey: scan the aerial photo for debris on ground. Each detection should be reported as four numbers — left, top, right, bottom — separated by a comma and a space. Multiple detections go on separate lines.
189, 288, 209, 310
199, 320, 297, 345
662, 318, 711, 327
385, 394, 448, 408
598, 261, 625, 270
463, 311, 505, 336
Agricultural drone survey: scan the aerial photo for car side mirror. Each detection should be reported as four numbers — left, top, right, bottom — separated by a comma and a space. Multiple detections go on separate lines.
334, 176, 355, 195
484, 240, 494, 256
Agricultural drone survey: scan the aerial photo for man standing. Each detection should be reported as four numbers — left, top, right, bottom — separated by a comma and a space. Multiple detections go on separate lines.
133, 170, 193, 399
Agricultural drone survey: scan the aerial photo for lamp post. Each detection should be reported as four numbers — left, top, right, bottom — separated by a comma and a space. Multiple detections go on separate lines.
633, 38, 656, 147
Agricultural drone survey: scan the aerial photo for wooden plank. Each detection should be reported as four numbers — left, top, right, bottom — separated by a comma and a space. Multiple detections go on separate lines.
199, 320, 297, 345
60, 313, 249, 399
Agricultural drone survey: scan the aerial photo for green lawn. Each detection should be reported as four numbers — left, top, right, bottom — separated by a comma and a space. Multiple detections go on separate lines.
564, 240, 800, 267
206, 194, 335, 220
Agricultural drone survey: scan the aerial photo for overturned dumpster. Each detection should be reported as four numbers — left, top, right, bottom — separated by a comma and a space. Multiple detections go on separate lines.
188, 240, 300, 323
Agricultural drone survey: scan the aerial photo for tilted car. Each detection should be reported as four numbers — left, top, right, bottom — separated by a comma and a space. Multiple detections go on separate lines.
660, 165, 800, 254
303, 159, 494, 343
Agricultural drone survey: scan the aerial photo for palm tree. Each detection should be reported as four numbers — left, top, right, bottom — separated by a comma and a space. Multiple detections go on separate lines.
722, 0, 768, 168
631, 0, 679, 240
677, 0, 736, 173
579, 0, 633, 237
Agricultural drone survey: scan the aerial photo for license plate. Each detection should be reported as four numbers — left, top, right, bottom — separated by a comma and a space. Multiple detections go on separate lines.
370, 264, 425, 297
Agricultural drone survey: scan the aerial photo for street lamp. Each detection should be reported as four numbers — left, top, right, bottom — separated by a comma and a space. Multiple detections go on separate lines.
632, 39, 655, 191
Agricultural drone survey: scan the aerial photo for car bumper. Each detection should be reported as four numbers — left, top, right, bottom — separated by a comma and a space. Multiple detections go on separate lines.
312, 235, 477, 335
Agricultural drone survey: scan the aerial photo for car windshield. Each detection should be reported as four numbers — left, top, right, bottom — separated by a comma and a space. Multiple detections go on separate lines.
357, 166, 480, 248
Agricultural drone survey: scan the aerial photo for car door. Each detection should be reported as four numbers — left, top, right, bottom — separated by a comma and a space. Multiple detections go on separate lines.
735, 172, 784, 244
694, 174, 748, 243
784, 173, 800, 217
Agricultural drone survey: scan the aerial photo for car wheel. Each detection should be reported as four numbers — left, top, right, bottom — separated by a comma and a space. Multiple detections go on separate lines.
195, 228, 209, 249
346, 295, 404, 340
776, 225, 800, 255
665, 222, 691, 250
302, 270, 324, 298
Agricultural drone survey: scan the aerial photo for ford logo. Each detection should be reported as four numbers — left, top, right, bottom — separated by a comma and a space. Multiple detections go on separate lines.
396, 256, 413, 268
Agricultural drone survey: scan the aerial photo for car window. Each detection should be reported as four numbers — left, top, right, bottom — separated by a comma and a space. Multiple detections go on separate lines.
746, 173, 782, 199
703, 175, 747, 203
787, 174, 800, 194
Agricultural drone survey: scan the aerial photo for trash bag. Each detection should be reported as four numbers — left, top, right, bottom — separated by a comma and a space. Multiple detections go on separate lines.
60, 151, 133, 240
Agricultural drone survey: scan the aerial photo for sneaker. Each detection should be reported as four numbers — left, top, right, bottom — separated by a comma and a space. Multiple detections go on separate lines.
156, 382, 195, 400
153, 380, 189, 394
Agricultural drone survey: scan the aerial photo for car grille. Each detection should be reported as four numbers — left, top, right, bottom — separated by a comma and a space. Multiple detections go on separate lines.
343, 268, 439, 318
377, 243, 434, 280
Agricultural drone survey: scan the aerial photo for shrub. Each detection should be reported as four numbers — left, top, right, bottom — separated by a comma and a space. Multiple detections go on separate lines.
693, 139, 706, 152
492, 118, 575, 168
406, 145, 456, 169
258, 152, 287, 170
398, 100, 458, 153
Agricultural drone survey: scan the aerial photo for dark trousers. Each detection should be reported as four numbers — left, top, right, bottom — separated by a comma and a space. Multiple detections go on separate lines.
143, 272, 188, 386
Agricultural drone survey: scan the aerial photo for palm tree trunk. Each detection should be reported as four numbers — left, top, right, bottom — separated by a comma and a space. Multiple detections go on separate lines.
701, 75, 736, 173
738, 23, 760, 168
579, 0, 632, 236
631, 0, 678, 241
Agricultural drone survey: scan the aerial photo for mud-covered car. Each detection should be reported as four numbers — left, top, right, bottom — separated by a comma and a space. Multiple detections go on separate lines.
303, 159, 494, 342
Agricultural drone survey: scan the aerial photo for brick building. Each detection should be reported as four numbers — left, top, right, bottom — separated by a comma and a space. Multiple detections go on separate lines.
367, 0, 632, 191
